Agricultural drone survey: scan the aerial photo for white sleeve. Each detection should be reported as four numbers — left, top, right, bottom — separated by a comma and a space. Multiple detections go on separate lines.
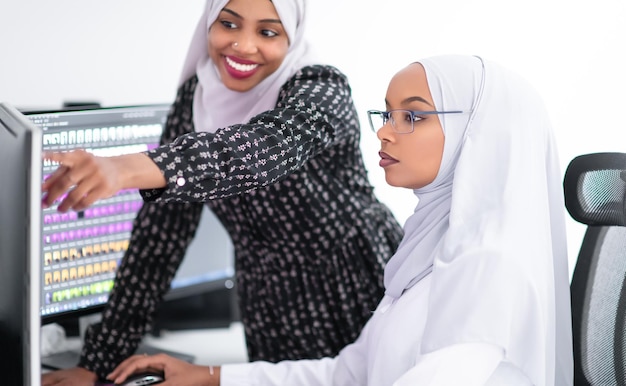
393, 343, 530, 386
220, 357, 337, 386
220, 319, 372, 386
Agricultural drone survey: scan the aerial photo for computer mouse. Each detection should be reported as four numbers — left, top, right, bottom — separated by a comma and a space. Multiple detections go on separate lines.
114, 371, 165, 386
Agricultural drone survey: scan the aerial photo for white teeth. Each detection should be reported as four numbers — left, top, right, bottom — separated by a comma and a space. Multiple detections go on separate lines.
225, 56, 258, 72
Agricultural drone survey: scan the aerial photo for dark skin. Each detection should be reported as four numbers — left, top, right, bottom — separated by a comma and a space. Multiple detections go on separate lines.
108, 354, 220, 386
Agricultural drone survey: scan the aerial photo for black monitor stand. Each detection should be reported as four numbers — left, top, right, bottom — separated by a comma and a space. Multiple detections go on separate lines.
150, 285, 238, 337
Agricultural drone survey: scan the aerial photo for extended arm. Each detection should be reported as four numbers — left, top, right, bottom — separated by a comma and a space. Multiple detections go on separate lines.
42, 151, 165, 212
141, 65, 360, 203
42, 66, 357, 210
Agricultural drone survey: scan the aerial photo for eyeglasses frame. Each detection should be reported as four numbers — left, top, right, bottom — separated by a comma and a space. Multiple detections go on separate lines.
367, 109, 466, 134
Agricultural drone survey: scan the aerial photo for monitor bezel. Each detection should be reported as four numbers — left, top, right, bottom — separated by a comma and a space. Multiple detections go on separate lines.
0, 102, 42, 385
25, 104, 235, 327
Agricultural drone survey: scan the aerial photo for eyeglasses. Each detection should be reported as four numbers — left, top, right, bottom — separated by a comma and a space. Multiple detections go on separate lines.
367, 109, 466, 134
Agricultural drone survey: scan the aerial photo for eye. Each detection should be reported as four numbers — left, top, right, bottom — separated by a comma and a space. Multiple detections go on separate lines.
220, 20, 237, 29
400, 111, 415, 124
408, 111, 424, 123
260, 29, 279, 38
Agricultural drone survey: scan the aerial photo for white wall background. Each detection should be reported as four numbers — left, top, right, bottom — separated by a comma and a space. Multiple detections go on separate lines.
2, 0, 626, 277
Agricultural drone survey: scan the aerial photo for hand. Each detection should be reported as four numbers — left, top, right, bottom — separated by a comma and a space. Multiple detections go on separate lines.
42, 150, 125, 212
41, 367, 98, 386
42, 150, 166, 212
107, 354, 220, 386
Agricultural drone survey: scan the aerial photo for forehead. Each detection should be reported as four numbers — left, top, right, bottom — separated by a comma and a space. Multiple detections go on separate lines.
224, 0, 280, 17
386, 63, 432, 106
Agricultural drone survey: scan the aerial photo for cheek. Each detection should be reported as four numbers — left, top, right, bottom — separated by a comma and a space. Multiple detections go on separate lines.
423, 136, 445, 181
411, 133, 445, 186
207, 35, 216, 57
207, 29, 226, 56
265, 40, 289, 64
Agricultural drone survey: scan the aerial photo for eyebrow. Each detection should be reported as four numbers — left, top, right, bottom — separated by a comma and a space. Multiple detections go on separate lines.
221, 8, 283, 24
385, 96, 434, 108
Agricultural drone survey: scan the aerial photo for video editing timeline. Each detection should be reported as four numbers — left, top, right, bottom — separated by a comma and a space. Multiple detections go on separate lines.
26, 106, 169, 319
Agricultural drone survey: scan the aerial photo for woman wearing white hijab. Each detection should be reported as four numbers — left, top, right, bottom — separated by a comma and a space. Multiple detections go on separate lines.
107, 54, 573, 385
41, 0, 403, 385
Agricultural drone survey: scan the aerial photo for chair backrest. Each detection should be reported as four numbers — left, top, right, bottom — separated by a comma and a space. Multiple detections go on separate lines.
563, 152, 626, 386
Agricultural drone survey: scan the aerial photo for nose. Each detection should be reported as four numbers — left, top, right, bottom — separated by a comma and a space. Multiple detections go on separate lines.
232, 33, 258, 55
376, 121, 395, 142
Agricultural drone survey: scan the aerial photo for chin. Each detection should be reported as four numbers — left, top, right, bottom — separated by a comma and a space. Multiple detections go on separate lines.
225, 83, 254, 92
221, 78, 255, 92
384, 176, 406, 189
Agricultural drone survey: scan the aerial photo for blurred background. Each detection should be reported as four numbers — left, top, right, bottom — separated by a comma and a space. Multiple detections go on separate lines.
2, 0, 625, 276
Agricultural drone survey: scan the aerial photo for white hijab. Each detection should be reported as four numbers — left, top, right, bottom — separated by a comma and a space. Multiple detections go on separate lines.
383, 55, 573, 385
178, 0, 315, 133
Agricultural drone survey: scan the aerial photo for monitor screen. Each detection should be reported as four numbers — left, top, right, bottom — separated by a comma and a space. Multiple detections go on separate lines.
0, 102, 42, 385
24, 104, 234, 325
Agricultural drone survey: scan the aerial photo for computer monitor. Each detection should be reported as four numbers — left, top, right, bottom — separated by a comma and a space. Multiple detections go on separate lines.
23, 104, 234, 366
0, 102, 42, 386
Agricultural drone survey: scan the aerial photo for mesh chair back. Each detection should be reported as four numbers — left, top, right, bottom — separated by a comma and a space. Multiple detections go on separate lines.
563, 152, 626, 385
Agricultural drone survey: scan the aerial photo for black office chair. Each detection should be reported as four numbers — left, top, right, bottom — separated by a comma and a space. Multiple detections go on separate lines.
563, 152, 626, 385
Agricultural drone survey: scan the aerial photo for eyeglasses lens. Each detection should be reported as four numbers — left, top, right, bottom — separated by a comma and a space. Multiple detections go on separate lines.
390, 110, 414, 133
368, 110, 415, 133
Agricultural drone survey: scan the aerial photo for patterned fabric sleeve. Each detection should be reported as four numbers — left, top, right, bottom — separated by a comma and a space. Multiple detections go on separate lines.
141, 65, 356, 203
77, 81, 204, 378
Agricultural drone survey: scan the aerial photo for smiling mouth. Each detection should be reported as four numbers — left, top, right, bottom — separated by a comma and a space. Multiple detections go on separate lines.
225, 56, 259, 73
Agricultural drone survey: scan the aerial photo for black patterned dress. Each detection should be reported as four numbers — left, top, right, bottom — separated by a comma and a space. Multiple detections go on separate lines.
78, 65, 404, 378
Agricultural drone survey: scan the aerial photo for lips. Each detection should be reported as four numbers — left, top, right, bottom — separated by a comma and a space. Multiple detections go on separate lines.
379, 151, 399, 168
224, 56, 260, 79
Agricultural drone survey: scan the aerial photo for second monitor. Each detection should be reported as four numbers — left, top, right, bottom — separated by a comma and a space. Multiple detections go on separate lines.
26, 104, 235, 368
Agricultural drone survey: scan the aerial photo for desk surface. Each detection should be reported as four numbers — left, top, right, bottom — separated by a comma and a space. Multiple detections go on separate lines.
42, 322, 248, 375
142, 322, 248, 365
